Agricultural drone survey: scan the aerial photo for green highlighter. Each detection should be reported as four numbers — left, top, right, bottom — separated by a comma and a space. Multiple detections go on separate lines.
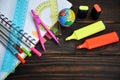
65, 20, 106, 41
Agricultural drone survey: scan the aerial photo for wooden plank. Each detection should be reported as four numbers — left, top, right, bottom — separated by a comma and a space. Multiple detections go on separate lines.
7, 56, 120, 80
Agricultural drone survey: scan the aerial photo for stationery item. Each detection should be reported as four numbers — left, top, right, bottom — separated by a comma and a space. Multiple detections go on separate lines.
65, 20, 106, 41
12, 0, 29, 55
35, 0, 59, 36
12, 0, 28, 28
35, 0, 72, 27
77, 5, 89, 19
0, 0, 72, 79
0, 34, 26, 64
35, 0, 58, 25
0, 13, 41, 79
30, 0, 72, 39
0, 0, 28, 79
0, 40, 25, 64
31, 10, 59, 51
0, 14, 42, 57
76, 32, 119, 50
90, 4, 102, 19
0, 28, 31, 56
0, 30, 23, 54
35, 0, 72, 36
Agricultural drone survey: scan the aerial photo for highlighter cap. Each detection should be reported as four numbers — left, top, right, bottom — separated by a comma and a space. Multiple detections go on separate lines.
79, 6, 89, 10
77, 5, 89, 19
94, 4, 102, 12
90, 4, 102, 19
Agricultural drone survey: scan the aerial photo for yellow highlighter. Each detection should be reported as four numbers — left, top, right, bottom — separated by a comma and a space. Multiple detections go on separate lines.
65, 20, 106, 41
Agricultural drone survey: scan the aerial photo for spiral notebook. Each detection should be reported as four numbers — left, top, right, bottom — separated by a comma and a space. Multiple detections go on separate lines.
0, 0, 72, 79
0, 0, 30, 79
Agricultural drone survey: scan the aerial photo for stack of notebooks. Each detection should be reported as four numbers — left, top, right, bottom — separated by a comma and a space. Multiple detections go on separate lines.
0, 0, 72, 79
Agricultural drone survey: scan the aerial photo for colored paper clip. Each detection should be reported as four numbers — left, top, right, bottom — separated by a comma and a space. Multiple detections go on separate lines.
31, 10, 59, 51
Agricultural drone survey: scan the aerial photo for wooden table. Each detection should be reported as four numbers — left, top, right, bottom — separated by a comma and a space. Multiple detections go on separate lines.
6, 0, 120, 80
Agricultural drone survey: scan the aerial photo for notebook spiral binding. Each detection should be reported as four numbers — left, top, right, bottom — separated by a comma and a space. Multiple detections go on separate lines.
0, 13, 36, 48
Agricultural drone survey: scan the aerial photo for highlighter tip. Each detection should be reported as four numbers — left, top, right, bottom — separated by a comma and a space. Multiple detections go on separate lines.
76, 42, 88, 49
76, 44, 83, 49
65, 38, 69, 41
65, 37, 71, 41
65, 33, 75, 41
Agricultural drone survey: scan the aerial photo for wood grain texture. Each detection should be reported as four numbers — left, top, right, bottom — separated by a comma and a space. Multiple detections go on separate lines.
6, 0, 120, 80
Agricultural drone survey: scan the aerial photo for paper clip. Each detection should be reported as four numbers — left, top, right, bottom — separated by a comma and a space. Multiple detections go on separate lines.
31, 10, 59, 51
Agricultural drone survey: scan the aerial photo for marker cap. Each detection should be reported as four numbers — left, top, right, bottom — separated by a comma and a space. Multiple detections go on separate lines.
31, 47, 42, 57
77, 5, 89, 19
94, 4, 102, 12
15, 54, 26, 64
21, 47, 32, 57
90, 4, 102, 19
79, 6, 89, 10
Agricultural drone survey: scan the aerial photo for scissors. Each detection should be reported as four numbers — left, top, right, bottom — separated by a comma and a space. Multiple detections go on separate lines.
31, 10, 59, 51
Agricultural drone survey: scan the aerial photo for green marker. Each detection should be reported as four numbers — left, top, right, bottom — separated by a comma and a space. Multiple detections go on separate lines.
21, 47, 32, 57
65, 20, 106, 41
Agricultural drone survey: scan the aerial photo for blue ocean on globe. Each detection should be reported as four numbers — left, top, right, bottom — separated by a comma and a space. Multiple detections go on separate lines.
58, 8, 75, 27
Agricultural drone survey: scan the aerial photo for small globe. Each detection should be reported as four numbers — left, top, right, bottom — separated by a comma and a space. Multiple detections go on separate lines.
58, 8, 75, 27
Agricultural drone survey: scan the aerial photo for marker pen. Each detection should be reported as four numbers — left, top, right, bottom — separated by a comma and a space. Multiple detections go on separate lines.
77, 5, 89, 19
65, 20, 106, 41
76, 32, 119, 50
90, 4, 102, 20
0, 38, 26, 64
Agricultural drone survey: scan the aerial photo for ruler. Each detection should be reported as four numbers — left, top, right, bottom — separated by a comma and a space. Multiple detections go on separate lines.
49, 0, 58, 24
1, 0, 29, 72
12, 0, 28, 29
35, 0, 58, 25
35, 0, 61, 36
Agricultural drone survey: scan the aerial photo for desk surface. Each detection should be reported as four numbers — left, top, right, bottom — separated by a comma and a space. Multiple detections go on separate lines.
7, 0, 120, 80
